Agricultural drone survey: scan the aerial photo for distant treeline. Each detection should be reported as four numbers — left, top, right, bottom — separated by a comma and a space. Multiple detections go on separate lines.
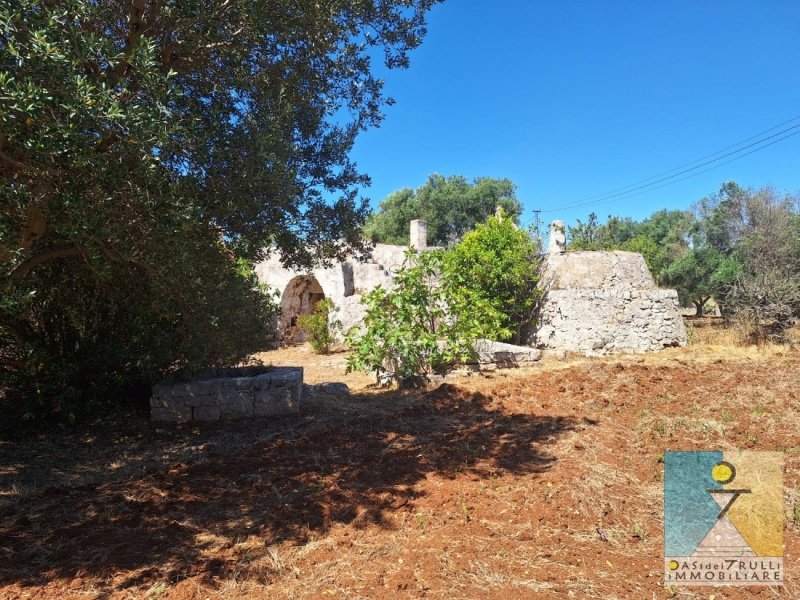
567, 181, 800, 340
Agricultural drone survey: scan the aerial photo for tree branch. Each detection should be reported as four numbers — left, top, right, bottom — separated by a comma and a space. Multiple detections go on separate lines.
108, 0, 149, 83
6, 246, 86, 283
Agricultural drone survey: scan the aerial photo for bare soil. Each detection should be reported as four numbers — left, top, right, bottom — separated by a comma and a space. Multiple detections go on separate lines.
2, 339, 800, 599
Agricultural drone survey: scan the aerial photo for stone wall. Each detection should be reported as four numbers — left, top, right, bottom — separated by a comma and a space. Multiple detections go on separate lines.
151, 367, 302, 422
535, 289, 686, 355
532, 249, 687, 355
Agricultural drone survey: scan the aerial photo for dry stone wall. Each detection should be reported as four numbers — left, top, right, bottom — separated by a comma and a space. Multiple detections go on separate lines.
151, 367, 302, 423
536, 289, 686, 354
532, 249, 687, 355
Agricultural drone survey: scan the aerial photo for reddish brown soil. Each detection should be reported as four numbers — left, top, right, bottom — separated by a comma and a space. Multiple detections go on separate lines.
1, 341, 799, 599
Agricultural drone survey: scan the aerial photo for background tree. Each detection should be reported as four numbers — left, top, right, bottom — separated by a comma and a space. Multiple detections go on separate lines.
0, 0, 439, 424
566, 212, 604, 250
661, 248, 741, 315
363, 174, 523, 245
567, 210, 694, 284
694, 183, 800, 337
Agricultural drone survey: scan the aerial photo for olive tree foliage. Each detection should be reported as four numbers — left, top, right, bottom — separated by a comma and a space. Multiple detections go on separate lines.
567, 210, 695, 285
363, 174, 523, 246
661, 248, 741, 315
0, 0, 439, 423
693, 182, 800, 339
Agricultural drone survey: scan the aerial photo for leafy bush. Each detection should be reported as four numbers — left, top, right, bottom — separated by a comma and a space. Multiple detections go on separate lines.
444, 211, 542, 343
297, 298, 339, 354
345, 250, 506, 386
1, 229, 280, 427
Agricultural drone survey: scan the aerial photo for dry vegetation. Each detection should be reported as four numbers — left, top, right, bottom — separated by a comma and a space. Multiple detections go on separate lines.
2, 325, 800, 599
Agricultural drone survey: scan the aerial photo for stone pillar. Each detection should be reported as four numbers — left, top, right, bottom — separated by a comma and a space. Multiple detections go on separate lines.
410, 219, 427, 250
548, 220, 566, 255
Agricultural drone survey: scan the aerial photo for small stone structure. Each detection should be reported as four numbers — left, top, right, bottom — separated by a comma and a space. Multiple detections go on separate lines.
532, 222, 687, 355
409, 219, 428, 250
462, 339, 542, 370
151, 366, 302, 422
547, 219, 567, 255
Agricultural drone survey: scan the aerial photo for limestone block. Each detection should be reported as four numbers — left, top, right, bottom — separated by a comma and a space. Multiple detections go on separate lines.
316, 382, 350, 396
150, 367, 302, 422
219, 396, 254, 418
254, 386, 299, 416
468, 339, 542, 368
184, 391, 222, 408
232, 377, 254, 390
150, 395, 170, 409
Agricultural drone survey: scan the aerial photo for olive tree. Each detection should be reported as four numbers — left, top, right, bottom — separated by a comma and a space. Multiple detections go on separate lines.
0, 0, 439, 423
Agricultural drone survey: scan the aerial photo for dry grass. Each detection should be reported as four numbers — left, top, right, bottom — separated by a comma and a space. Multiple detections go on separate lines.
2, 334, 800, 599
686, 317, 800, 349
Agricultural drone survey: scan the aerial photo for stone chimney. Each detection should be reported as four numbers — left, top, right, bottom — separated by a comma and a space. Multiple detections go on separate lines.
548, 220, 566, 255
410, 219, 427, 250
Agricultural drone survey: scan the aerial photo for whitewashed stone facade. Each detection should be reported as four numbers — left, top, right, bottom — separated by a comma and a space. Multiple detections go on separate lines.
255, 242, 409, 340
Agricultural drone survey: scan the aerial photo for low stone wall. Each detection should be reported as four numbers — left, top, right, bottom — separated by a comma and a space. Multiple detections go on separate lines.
151, 366, 302, 422
534, 289, 687, 355
464, 339, 542, 370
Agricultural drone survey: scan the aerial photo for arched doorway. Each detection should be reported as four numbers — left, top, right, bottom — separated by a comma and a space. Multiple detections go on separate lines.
280, 276, 325, 343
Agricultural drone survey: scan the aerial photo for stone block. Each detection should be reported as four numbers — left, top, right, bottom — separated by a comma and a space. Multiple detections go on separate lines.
221, 381, 253, 405
150, 395, 169, 409
184, 392, 221, 408
232, 377, 254, 390
151, 384, 171, 402
151, 367, 302, 422
219, 396, 254, 418
254, 386, 299, 416
188, 379, 222, 396
316, 382, 350, 396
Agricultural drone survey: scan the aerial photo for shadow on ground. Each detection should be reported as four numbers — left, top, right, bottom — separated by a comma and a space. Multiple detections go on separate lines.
0, 382, 582, 590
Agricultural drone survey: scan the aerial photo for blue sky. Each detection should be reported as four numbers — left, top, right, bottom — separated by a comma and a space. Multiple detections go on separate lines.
348, 1, 800, 229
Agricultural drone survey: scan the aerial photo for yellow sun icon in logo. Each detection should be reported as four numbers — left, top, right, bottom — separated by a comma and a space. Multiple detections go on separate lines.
668, 560, 679, 571
711, 461, 736, 485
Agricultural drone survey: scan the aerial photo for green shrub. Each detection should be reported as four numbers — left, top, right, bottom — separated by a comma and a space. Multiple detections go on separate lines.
444, 210, 542, 343
297, 298, 339, 354
345, 250, 507, 386
0, 230, 280, 428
